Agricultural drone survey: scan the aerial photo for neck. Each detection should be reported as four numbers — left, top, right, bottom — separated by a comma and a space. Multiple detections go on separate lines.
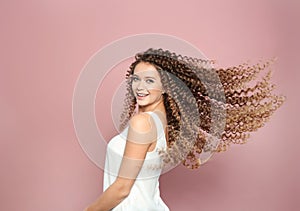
138, 97, 165, 113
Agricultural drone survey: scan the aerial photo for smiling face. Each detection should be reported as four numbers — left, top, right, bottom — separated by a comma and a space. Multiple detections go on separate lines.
131, 62, 164, 111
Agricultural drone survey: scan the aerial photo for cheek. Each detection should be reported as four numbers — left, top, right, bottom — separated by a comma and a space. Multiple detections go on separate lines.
148, 89, 162, 98
131, 82, 138, 91
147, 82, 163, 91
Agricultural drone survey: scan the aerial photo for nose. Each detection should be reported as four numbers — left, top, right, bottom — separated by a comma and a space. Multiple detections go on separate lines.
136, 80, 147, 90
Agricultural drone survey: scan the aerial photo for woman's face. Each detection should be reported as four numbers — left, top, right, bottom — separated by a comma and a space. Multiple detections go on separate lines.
131, 62, 164, 109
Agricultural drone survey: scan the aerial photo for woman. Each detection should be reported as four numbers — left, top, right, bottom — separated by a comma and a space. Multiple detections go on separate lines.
84, 48, 285, 211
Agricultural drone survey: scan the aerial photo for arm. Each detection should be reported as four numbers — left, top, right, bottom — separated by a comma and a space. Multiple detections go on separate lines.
85, 113, 156, 211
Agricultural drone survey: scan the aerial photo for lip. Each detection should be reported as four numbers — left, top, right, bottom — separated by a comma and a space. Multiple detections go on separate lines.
136, 92, 149, 100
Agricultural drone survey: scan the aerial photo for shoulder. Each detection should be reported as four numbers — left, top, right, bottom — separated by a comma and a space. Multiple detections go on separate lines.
129, 112, 155, 133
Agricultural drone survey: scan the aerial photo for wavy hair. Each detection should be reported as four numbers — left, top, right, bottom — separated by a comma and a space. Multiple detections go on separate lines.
119, 48, 285, 169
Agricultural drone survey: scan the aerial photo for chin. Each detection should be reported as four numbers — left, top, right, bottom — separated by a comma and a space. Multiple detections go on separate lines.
137, 102, 149, 107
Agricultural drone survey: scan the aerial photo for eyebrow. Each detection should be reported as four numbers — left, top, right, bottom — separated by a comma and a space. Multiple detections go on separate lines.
132, 74, 156, 80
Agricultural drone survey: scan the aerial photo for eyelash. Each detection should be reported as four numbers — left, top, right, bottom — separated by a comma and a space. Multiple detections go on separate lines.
146, 79, 154, 83
132, 77, 154, 83
132, 76, 139, 82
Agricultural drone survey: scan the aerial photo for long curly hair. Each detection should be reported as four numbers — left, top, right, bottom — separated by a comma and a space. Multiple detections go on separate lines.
119, 48, 285, 170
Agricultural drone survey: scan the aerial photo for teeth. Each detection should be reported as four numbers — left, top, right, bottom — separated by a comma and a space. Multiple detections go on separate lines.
137, 93, 148, 97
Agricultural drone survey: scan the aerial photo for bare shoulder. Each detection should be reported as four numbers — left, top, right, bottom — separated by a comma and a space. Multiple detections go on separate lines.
129, 112, 154, 133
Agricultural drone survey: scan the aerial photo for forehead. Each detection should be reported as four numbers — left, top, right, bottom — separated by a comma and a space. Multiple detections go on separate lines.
133, 62, 160, 77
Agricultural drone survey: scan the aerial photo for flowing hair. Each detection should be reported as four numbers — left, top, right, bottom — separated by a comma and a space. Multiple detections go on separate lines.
119, 48, 285, 169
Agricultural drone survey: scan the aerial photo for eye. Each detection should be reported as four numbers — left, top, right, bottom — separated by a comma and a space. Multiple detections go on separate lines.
131, 76, 139, 82
146, 79, 155, 83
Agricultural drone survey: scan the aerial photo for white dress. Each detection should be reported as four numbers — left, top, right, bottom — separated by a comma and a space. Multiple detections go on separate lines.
103, 111, 170, 211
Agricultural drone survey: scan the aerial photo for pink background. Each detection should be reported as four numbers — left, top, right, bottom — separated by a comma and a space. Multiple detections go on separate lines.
1, 0, 299, 210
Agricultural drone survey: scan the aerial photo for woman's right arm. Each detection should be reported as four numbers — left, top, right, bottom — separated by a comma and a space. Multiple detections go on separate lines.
84, 113, 156, 211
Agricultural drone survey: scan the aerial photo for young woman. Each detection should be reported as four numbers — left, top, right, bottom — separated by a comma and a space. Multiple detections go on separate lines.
84, 48, 285, 211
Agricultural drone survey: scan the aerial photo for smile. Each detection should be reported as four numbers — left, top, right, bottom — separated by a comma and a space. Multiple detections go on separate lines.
136, 93, 149, 99
137, 93, 149, 97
